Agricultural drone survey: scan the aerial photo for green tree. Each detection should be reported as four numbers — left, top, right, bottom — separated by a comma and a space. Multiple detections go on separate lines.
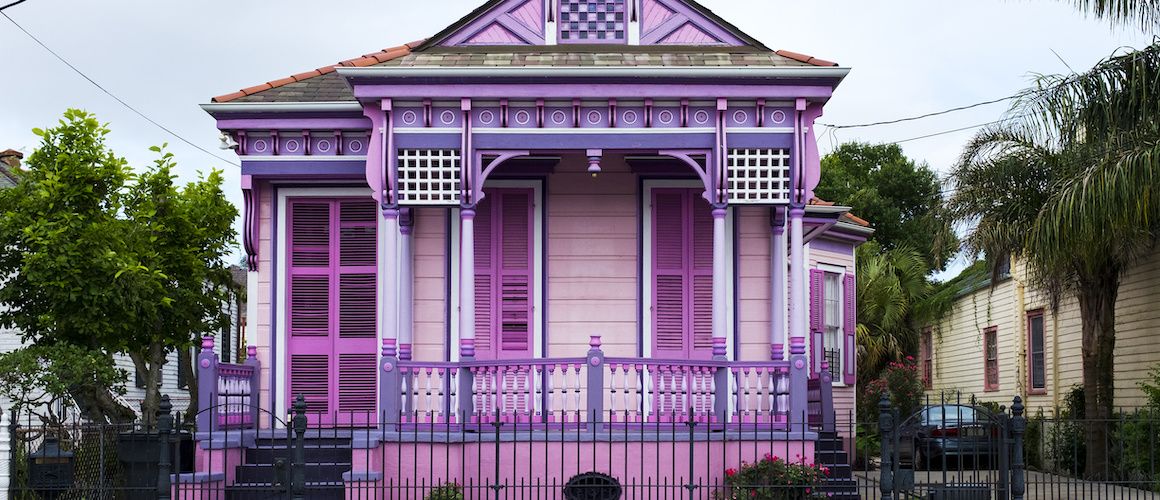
947, 43, 1160, 477
0, 110, 238, 423
1061, 0, 1160, 29
817, 142, 958, 272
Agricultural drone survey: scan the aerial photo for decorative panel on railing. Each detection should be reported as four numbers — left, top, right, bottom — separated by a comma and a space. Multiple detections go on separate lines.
471, 361, 586, 422
216, 364, 256, 428
727, 149, 791, 204
399, 363, 459, 422
604, 359, 790, 424
396, 149, 462, 205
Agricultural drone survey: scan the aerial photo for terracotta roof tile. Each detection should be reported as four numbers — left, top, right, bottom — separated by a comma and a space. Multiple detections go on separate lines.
211, 41, 420, 103
775, 50, 838, 67
810, 197, 870, 227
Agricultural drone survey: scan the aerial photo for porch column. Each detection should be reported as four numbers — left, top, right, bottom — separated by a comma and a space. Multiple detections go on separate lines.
712, 206, 730, 422
771, 208, 786, 361
382, 208, 400, 347
398, 209, 414, 361
458, 207, 476, 360
787, 206, 808, 429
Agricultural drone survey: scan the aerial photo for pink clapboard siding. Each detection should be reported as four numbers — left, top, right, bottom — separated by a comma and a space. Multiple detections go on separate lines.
410, 207, 448, 362
255, 183, 273, 425
546, 156, 639, 359
735, 206, 774, 361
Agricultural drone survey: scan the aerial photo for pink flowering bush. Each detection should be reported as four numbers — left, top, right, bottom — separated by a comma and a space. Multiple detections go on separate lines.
858, 356, 925, 422
718, 454, 829, 499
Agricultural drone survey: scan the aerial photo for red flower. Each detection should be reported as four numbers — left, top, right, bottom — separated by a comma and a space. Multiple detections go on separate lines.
725, 468, 737, 477
906, 355, 915, 361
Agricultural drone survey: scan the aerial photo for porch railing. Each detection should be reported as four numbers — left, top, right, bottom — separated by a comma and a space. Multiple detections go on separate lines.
387, 336, 798, 428
196, 336, 261, 433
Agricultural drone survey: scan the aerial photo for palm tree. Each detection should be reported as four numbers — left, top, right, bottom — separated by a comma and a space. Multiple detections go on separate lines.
948, 42, 1160, 477
1062, 0, 1160, 29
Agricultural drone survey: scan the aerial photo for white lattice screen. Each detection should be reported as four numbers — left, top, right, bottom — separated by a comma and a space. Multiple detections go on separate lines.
397, 149, 462, 205
727, 149, 791, 204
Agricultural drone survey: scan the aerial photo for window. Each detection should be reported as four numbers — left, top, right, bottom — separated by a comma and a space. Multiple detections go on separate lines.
984, 327, 999, 392
1027, 310, 1046, 394
558, 0, 627, 43
823, 271, 842, 381
920, 328, 933, 390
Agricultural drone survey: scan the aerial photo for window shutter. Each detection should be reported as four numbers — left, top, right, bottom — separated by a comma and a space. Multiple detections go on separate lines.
843, 273, 856, 385
289, 354, 329, 414
498, 191, 533, 356
652, 191, 687, 358
809, 268, 824, 374
336, 200, 378, 416
690, 197, 714, 359
473, 197, 495, 355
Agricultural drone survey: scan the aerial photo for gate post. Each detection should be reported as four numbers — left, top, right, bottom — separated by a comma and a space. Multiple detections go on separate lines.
156, 395, 173, 500
878, 394, 894, 500
291, 395, 307, 500
1010, 396, 1026, 500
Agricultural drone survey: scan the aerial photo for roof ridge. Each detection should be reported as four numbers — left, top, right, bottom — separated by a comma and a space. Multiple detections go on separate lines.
210, 40, 425, 103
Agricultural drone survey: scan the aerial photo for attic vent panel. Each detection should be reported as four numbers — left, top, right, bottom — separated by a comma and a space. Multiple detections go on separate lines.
397, 149, 462, 205
559, 0, 626, 43
727, 149, 791, 204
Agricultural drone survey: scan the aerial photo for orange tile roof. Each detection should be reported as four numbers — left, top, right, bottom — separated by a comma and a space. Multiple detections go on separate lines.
210, 40, 425, 103
774, 50, 838, 67
810, 197, 870, 227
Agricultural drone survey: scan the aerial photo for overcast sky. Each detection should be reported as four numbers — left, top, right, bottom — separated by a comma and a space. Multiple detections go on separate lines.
0, 0, 1153, 278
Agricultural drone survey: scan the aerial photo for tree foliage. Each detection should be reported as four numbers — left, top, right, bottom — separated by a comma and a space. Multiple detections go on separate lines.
0, 343, 129, 426
0, 110, 238, 424
1062, 0, 1160, 29
817, 142, 958, 272
947, 43, 1160, 477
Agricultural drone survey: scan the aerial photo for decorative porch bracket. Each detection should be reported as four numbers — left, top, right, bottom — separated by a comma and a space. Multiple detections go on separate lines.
471, 149, 533, 204
657, 149, 713, 203
241, 175, 259, 271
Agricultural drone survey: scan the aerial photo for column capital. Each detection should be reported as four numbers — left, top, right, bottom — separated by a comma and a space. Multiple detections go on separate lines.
788, 206, 805, 218
711, 207, 728, 218
382, 206, 400, 219
459, 207, 476, 218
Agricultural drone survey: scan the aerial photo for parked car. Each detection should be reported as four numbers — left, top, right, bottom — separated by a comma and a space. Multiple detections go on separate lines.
898, 404, 1002, 469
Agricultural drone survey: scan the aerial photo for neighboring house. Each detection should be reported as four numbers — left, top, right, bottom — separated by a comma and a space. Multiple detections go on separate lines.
193, 0, 871, 492
0, 148, 243, 417
923, 247, 1160, 414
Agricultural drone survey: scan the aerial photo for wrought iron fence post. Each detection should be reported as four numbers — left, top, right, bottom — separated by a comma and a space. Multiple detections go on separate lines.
291, 395, 307, 500
685, 410, 697, 495
157, 395, 173, 500
1010, 396, 1026, 500
878, 393, 894, 500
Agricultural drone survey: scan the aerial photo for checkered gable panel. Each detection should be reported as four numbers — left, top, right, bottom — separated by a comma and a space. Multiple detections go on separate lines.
559, 0, 626, 43
397, 149, 462, 205
727, 149, 791, 204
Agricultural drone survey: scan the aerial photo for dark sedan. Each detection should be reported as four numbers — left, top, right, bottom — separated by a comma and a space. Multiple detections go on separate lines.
898, 404, 1003, 469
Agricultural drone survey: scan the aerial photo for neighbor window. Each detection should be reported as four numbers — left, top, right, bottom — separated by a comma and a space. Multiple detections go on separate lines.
984, 327, 999, 392
921, 328, 933, 390
1027, 310, 1046, 394
824, 271, 843, 381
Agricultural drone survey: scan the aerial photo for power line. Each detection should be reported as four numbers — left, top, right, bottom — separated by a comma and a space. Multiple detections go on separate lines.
818, 95, 1015, 130
1, 12, 240, 168
0, 0, 29, 12
890, 121, 1002, 145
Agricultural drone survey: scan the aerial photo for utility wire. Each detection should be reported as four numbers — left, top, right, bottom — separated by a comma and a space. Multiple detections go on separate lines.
818, 95, 1016, 130
0, 0, 28, 12
890, 120, 1002, 145
2, 12, 240, 168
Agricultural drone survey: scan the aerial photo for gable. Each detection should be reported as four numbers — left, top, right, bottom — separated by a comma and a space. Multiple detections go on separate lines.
427, 0, 760, 48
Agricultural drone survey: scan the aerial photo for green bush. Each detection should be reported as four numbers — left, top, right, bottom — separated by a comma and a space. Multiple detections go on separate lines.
1023, 410, 1044, 470
718, 454, 829, 499
426, 482, 464, 500
1046, 386, 1086, 477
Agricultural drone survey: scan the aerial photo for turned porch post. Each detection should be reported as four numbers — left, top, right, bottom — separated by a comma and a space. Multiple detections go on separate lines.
458, 206, 477, 419
787, 206, 808, 429
712, 206, 730, 422
771, 207, 786, 361
381, 208, 400, 346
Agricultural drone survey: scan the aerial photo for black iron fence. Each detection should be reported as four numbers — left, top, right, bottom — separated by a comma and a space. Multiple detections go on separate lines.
10, 393, 1160, 499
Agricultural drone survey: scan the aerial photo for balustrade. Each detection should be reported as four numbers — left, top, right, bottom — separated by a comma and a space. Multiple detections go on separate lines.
197, 337, 261, 433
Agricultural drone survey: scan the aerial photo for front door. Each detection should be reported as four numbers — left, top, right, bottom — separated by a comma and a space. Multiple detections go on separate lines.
286, 198, 378, 425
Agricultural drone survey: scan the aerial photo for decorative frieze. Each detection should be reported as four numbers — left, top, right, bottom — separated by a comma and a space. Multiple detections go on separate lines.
239, 130, 371, 157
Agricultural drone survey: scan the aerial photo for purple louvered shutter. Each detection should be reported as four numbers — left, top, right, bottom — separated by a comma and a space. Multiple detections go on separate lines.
809, 268, 824, 375
689, 194, 714, 360
287, 198, 377, 425
498, 190, 533, 357
652, 190, 687, 358
843, 274, 857, 385
474, 188, 534, 360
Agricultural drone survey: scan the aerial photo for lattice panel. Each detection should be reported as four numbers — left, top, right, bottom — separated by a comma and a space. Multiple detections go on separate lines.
727, 149, 791, 204
397, 149, 462, 205
559, 0, 627, 43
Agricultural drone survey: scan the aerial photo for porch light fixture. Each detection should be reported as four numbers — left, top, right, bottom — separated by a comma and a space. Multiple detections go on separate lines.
587, 149, 602, 178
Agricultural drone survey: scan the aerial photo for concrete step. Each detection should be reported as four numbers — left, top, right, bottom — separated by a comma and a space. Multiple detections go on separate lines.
234, 462, 351, 484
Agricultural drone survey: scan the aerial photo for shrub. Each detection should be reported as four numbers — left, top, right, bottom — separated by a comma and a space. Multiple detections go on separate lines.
426, 482, 464, 500
718, 454, 829, 499
1046, 386, 1086, 476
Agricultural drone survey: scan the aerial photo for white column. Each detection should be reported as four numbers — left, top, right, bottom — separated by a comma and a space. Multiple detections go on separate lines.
788, 207, 806, 351
711, 207, 728, 359
381, 209, 400, 355
398, 212, 414, 361
771, 211, 786, 361
458, 208, 476, 359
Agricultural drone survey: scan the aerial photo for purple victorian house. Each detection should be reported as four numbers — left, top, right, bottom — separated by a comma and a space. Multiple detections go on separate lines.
192, 0, 871, 497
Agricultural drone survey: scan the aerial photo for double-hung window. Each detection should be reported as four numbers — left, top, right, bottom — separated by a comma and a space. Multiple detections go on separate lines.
1027, 311, 1046, 394
823, 272, 843, 381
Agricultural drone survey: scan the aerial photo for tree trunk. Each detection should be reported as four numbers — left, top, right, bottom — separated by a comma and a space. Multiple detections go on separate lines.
131, 343, 167, 429
68, 382, 136, 425
180, 345, 198, 420
1077, 267, 1119, 480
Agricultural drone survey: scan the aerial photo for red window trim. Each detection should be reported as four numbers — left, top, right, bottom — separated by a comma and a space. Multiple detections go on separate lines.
1026, 310, 1047, 395
983, 326, 999, 392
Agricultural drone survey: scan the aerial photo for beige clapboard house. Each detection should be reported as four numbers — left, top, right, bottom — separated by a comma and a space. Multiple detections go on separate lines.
923, 245, 1160, 415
